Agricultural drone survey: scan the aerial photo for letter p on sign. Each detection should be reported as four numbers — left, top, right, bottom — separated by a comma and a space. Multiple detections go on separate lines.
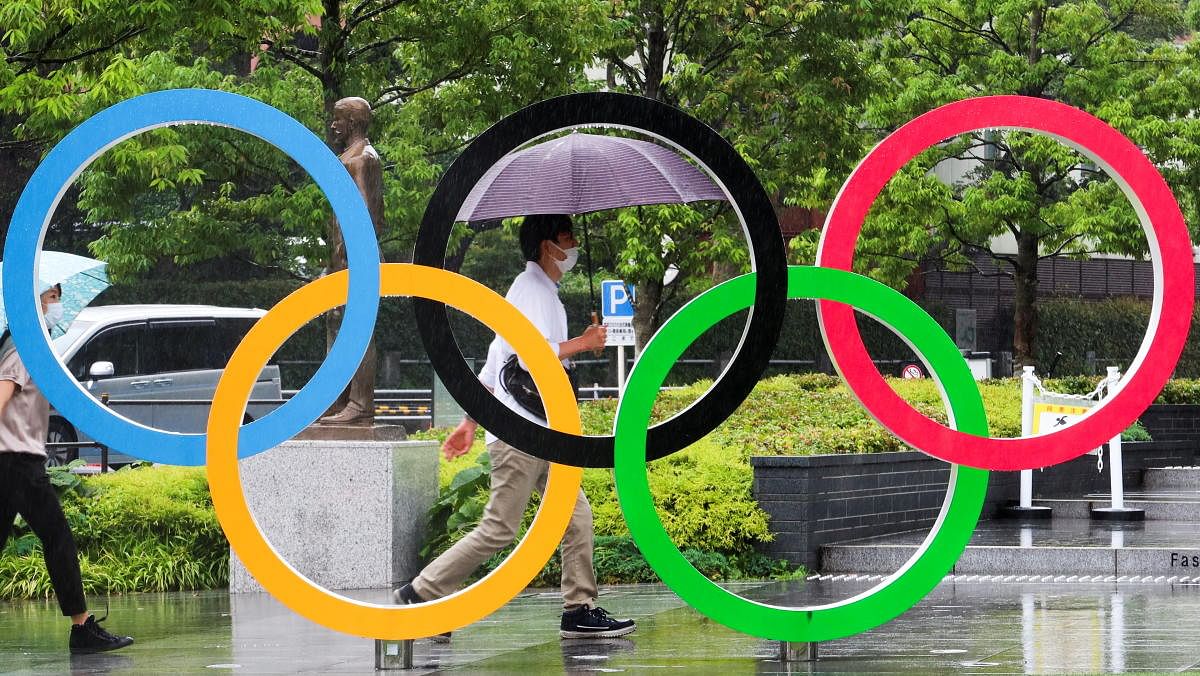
602, 280, 635, 320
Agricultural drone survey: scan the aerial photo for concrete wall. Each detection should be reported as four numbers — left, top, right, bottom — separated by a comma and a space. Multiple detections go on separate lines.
229, 439, 439, 593
751, 440, 1195, 569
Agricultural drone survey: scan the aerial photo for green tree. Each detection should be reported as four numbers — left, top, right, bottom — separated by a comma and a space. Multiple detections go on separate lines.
791, 0, 1200, 366
597, 0, 895, 351
3, 1, 609, 284
0, 0, 288, 246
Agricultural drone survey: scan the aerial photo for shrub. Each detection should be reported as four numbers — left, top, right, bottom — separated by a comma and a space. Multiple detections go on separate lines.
417, 426, 792, 582
0, 465, 226, 600
1035, 297, 1200, 377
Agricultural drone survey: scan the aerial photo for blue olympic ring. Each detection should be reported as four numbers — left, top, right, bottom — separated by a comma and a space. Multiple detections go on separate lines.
3, 89, 381, 465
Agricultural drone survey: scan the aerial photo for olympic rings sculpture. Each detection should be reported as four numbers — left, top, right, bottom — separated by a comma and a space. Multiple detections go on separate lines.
4, 89, 1192, 643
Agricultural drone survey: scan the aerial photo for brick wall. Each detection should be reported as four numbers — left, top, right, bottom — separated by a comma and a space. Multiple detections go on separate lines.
1139, 405, 1200, 446
751, 440, 1195, 569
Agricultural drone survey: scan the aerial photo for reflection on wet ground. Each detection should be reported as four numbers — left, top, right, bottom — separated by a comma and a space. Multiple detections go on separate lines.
844, 517, 1200, 548
5, 579, 1200, 673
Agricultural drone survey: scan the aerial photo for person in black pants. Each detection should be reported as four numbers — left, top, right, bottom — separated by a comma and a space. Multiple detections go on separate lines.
0, 283, 132, 654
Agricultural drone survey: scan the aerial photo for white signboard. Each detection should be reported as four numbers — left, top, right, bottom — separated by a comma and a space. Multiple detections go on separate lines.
1032, 399, 1094, 435
604, 319, 636, 347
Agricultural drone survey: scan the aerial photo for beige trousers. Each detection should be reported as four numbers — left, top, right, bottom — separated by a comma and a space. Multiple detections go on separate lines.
412, 439, 597, 609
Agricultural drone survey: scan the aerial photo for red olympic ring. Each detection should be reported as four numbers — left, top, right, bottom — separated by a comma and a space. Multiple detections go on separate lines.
817, 95, 1194, 471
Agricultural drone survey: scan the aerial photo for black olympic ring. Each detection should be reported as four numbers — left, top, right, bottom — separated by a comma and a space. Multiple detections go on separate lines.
413, 92, 787, 468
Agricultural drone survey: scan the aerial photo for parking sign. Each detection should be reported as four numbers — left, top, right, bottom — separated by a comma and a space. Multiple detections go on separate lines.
601, 280, 634, 320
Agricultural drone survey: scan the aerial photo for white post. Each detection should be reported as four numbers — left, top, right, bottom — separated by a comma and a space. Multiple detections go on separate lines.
617, 344, 627, 394
1107, 366, 1125, 511
1020, 365, 1036, 509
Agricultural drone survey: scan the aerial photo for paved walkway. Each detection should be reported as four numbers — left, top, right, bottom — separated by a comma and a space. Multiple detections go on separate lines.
5, 578, 1200, 674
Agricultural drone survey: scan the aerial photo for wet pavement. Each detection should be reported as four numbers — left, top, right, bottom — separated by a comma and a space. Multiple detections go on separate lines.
5, 579, 1200, 673
847, 518, 1200, 548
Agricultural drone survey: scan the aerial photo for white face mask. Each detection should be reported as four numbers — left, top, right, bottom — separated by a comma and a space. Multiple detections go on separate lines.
550, 242, 579, 274
44, 302, 64, 329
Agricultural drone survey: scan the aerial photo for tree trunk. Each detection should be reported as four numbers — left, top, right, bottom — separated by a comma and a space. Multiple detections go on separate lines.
632, 276, 663, 355
642, 8, 667, 101
319, 0, 346, 355
1011, 4, 1044, 369
319, 0, 345, 144
1012, 230, 1040, 369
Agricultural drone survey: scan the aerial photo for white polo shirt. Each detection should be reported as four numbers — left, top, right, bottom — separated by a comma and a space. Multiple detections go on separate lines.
479, 261, 568, 445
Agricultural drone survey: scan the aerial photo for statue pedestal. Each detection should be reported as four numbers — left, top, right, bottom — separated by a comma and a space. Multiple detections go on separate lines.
228, 439, 438, 593
293, 424, 408, 442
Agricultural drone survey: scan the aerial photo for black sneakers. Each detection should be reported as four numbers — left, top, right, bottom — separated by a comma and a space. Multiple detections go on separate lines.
69, 615, 133, 654
560, 606, 636, 639
393, 583, 451, 643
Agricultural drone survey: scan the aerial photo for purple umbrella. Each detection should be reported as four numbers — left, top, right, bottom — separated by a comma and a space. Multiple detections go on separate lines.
456, 132, 727, 317
455, 132, 726, 222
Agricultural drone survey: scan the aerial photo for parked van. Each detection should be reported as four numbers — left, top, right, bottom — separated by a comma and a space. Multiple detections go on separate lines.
47, 305, 284, 466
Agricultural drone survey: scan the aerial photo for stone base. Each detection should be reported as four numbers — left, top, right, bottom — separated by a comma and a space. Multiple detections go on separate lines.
779, 641, 817, 662
999, 505, 1053, 520
1091, 507, 1146, 522
375, 639, 415, 670
229, 439, 437, 593
293, 424, 408, 442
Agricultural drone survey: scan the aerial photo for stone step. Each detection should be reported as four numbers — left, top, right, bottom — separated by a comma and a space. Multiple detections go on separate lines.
1032, 496, 1200, 520
820, 543, 1200, 577
1144, 467, 1200, 491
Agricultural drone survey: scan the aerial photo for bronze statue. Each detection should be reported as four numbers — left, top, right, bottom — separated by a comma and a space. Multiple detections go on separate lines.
319, 96, 383, 425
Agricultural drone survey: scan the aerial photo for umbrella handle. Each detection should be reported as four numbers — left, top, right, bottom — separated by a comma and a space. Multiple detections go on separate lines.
591, 311, 604, 357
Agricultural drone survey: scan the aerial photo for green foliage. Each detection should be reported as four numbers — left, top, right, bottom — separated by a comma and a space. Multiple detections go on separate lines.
0, 465, 226, 600
793, 0, 1200, 365
1036, 297, 1200, 378
1123, 421, 1152, 442
420, 452, 491, 561
1157, 380, 1200, 405
46, 459, 92, 499
1, 0, 610, 284
420, 428, 795, 584
595, 0, 898, 347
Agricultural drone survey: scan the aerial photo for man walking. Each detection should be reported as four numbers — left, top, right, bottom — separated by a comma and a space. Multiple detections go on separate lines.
396, 214, 636, 640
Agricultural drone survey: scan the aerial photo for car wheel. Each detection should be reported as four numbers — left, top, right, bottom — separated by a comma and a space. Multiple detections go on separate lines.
46, 418, 79, 468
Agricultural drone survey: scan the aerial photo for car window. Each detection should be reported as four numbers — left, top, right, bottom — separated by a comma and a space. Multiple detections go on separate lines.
214, 318, 274, 365
69, 323, 144, 379
144, 321, 221, 374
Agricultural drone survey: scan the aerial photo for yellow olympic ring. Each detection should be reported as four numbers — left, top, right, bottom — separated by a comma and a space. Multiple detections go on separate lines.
206, 263, 582, 639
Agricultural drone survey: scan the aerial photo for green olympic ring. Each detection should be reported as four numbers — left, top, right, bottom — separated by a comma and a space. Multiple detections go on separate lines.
613, 265, 989, 642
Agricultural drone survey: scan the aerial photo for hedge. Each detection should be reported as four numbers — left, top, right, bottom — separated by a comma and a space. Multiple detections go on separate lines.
0, 465, 225, 600
5, 371, 1191, 599
415, 429, 800, 587
1034, 296, 1200, 376
418, 371, 1179, 583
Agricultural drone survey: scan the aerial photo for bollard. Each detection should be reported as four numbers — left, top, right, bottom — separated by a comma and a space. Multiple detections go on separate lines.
374, 638, 414, 670
1090, 367, 1144, 522
779, 641, 817, 662
1000, 367, 1051, 519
